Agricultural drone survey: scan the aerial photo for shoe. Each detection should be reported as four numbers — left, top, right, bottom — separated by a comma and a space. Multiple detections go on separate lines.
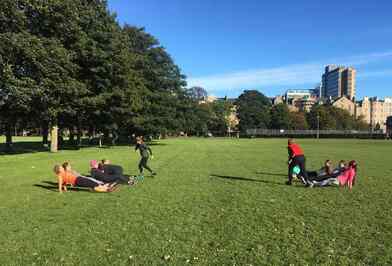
299, 176, 307, 185
151, 172, 157, 176
285, 181, 292, 185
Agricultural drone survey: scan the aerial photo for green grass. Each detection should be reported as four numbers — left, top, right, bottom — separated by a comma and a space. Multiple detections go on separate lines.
0, 137, 391, 265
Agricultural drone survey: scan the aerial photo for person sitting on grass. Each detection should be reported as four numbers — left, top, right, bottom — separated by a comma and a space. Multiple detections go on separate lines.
337, 160, 357, 189
307, 160, 336, 180
54, 164, 116, 193
135, 136, 156, 178
307, 160, 357, 188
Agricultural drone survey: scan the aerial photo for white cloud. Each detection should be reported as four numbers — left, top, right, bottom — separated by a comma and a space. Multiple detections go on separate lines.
186, 51, 392, 93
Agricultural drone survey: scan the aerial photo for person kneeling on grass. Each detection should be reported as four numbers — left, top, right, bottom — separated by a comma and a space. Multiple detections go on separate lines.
54, 164, 116, 193
287, 138, 310, 186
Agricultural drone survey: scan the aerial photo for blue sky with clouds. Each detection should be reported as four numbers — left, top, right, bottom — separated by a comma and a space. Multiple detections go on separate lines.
108, 0, 392, 99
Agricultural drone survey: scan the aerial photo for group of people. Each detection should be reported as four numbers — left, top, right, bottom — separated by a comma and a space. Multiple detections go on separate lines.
53, 135, 358, 193
287, 138, 357, 189
53, 136, 156, 193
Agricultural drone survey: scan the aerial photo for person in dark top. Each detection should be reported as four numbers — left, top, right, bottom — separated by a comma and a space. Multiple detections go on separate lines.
135, 136, 156, 177
101, 159, 133, 184
287, 138, 309, 185
90, 160, 133, 185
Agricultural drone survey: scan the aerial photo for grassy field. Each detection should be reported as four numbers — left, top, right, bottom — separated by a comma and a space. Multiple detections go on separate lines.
0, 137, 391, 265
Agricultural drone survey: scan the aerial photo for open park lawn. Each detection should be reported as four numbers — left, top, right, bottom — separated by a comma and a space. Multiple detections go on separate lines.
0, 137, 391, 265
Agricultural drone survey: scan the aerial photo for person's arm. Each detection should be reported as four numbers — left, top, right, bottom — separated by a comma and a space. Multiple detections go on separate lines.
287, 147, 293, 163
148, 146, 153, 157
58, 175, 63, 193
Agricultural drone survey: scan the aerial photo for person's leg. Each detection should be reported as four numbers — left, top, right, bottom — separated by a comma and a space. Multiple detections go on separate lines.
142, 157, 154, 174
75, 176, 102, 188
287, 160, 295, 185
297, 155, 309, 180
104, 165, 123, 176
138, 158, 145, 174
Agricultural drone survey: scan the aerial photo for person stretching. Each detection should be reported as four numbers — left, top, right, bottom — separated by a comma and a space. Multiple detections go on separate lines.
54, 164, 115, 193
287, 138, 309, 185
135, 136, 156, 177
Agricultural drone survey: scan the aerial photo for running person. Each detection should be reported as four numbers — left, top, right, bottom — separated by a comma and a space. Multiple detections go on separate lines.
135, 136, 156, 177
287, 138, 309, 185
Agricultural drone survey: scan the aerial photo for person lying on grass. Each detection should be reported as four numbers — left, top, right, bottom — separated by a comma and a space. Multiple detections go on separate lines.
305, 160, 357, 189
89, 159, 135, 185
54, 164, 117, 193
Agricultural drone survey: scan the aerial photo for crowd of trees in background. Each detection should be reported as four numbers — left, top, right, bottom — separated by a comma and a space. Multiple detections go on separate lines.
0, 0, 234, 151
0, 1, 372, 152
236, 90, 369, 133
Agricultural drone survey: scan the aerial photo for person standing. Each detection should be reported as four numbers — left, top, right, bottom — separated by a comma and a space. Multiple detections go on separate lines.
135, 136, 156, 177
287, 138, 309, 185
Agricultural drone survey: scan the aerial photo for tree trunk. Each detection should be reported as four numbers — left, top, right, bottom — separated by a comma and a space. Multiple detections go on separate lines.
69, 129, 75, 146
42, 123, 49, 147
77, 125, 82, 147
50, 126, 58, 153
5, 123, 13, 151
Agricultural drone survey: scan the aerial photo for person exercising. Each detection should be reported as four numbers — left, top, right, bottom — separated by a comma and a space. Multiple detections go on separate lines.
287, 138, 309, 185
135, 136, 156, 177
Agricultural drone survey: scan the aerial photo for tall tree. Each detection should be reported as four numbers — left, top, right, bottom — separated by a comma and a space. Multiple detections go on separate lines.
236, 90, 271, 133
288, 111, 309, 130
270, 103, 290, 129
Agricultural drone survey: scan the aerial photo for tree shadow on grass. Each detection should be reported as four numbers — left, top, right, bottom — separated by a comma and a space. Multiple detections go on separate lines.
210, 174, 287, 186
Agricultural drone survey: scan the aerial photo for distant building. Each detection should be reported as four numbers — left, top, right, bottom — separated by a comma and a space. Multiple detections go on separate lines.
387, 116, 392, 138
282, 89, 318, 112
332, 96, 356, 116
311, 84, 322, 98
322, 65, 356, 100
272, 95, 284, 105
355, 97, 392, 131
285, 89, 312, 103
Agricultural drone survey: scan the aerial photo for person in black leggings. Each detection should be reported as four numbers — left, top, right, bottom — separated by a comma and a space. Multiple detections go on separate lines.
89, 160, 133, 185
135, 136, 156, 177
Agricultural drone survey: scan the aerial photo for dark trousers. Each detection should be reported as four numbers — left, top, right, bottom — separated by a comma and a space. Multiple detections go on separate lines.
75, 176, 101, 188
288, 155, 308, 183
103, 164, 129, 184
139, 157, 153, 174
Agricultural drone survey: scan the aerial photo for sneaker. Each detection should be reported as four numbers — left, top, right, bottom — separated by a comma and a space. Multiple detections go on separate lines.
285, 181, 292, 185
127, 179, 136, 186
299, 176, 308, 185
151, 172, 157, 176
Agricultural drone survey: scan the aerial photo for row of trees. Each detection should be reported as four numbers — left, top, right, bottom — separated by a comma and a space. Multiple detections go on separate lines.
1, 1, 220, 151
0, 1, 371, 152
236, 90, 369, 132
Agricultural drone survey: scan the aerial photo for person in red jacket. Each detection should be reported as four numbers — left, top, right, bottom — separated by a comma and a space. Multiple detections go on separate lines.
287, 138, 309, 185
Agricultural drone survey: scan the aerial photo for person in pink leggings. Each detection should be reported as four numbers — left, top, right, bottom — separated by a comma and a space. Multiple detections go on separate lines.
337, 160, 357, 189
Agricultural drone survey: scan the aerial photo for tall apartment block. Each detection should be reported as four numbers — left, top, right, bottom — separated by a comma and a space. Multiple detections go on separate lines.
321, 65, 356, 100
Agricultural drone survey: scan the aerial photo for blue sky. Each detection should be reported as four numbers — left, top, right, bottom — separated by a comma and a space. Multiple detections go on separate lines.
108, 0, 392, 99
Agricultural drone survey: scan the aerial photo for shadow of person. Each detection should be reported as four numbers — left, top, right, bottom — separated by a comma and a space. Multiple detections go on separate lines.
34, 181, 91, 192
256, 172, 287, 177
210, 174, 286, 186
